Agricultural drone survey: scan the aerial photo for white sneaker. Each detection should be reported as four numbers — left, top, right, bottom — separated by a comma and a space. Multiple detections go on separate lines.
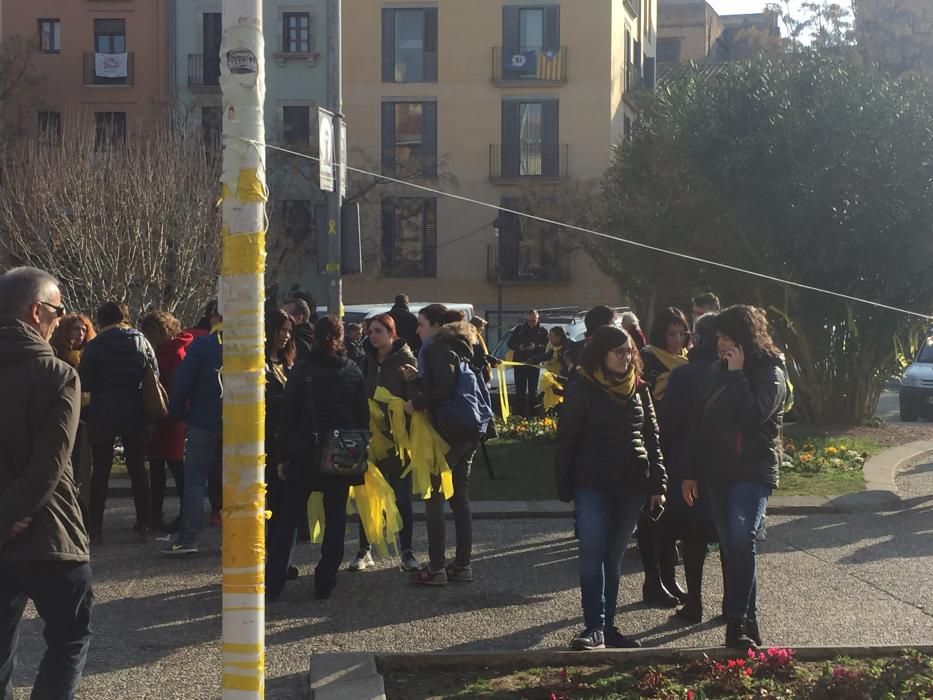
348, 550, 374, 571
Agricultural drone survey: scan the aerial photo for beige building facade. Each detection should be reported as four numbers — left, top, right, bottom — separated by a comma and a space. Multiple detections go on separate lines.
657, 0, 778, 64
342, 0, 657, 325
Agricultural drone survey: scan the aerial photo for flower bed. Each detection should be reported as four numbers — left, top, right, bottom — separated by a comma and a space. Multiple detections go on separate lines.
495, 416, 558, 442
781, 437, 867, 475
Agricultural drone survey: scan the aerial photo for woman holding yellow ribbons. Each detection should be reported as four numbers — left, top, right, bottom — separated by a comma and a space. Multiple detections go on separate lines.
638, 307, 691, 608
266, 317, 369, 601
349, 313, 420, 573
402, 305, 485, 586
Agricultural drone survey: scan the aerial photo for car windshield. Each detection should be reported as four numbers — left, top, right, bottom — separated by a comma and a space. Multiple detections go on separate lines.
917, 341, 933, 363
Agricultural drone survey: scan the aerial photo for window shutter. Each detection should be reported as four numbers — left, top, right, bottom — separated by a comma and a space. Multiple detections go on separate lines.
423, 8, 438, 82
501, 101, 520, 178
502, 7, 520, 79
422, 101, 438, 177
544, 6, 560, 52
498, 197, 522, 278
381, 102, 396, 175
381, 9, 395, 83
423, 198, 437, 277
381, 198, 396, 274
541, 100, 560, 177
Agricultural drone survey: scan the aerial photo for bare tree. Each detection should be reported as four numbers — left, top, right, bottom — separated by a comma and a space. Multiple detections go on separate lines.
0, 114, 221, 323
0, 36, 38, 104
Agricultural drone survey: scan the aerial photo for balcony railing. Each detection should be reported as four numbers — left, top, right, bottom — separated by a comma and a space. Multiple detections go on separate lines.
83, 51, 134, 86
188, 53, 221, 88
490, 143, 568, 182
487, 244, 570, 285
492, 46, 567, 84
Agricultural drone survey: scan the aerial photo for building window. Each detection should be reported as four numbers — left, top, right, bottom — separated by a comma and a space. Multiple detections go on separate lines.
500, 100, 560, 178
657, 37, 681, 63
381, 197, 437, 277
282, 200, 315, 240
623, 114, 633, 141
501, 6, 560, 80
282, 106, 311, 145
93, 19, 127, 85
382, 7, 437, 83
283, 12, 311, 53
38, 111, 61, 145
95, 112, 126, 149
381, 101, 437, 177
496, 197, 564, 282
202, 106, 222, 148
38, 19, 61, 54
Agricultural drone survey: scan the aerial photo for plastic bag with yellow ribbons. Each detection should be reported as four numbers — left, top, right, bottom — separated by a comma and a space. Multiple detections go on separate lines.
367, 398, 396, 464
306, 491, 325, 544
539, 369, 565, 412
348, 465, 403, 557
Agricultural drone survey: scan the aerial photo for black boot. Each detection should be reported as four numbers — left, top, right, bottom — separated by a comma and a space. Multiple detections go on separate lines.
643, 576, 679, 608
639, 516, 678, 608
677, 536, 707, 624
745, 618, 762, 647
675, 601, 702, 624
725, 618, 754, 650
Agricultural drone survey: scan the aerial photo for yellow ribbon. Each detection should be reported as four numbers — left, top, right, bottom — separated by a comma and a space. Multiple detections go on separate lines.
347, 465, 403, 557
306, 491, 325, 544
496, 360, 565, 418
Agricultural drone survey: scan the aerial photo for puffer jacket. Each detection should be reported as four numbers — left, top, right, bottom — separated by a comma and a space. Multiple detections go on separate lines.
169, 330, 223, 433
554, 378, 667, 503
277, 349, 369, 487
0, 320, 88, 563
687, 353, 787, 488
79, 325, 157, 438
411, 321, 474, 414
362, 339, 416, 477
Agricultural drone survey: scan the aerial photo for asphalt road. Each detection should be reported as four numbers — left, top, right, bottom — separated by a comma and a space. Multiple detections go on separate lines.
10, 458, 933, 699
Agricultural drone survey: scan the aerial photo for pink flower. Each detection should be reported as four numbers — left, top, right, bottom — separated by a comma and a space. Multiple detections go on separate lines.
745, 667, 753, 676
736, 659, 746, 667
687, 692, 695, 700
747, 648, 756, 658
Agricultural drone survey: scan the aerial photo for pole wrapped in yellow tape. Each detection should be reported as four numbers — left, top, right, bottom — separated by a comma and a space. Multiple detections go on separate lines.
220, 1, 266, 697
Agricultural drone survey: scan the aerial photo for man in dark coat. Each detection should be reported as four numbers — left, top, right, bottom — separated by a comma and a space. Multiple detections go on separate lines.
0, 267, 93, 699
507, 310, 549, 416
389, 294, 421, 353
284, 298, 314, 363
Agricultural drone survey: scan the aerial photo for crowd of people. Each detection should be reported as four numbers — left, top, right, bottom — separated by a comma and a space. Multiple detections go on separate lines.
0, 263, 791, 697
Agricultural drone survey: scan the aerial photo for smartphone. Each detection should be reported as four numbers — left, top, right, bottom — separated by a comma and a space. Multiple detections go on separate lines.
641, 502, 665, 522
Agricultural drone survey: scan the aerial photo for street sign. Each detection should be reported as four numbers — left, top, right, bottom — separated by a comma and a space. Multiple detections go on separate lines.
318, 107, 335, 192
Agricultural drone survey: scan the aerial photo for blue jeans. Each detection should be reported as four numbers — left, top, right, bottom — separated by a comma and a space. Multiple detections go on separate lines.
0, 562, 93, 700
574, 486, 646, 630
177, 426, 222, 548
705, 480, 771, 620
359, 471, 414, 554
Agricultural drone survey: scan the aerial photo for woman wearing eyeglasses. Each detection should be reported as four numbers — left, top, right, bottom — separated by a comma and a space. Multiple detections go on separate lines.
638, 307, 691, 607
555, 326, 666, 650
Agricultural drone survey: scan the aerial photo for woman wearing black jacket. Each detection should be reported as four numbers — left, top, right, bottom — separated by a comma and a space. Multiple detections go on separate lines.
682, 305, 787, 649
266, 316, 369, 601
555, 326, 667, 651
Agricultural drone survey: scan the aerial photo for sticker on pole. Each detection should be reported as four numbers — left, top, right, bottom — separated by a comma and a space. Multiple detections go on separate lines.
226, 48, 258, 87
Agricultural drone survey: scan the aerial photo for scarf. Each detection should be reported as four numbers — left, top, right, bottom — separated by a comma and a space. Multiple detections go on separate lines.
584, 365, 637, 403
647, 346, 688, 401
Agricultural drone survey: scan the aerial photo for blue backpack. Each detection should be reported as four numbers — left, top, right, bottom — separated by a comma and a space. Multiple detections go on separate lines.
436, 360, 494, 442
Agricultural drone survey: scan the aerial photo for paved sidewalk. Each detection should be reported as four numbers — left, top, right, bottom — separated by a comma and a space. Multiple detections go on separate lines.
10, 456, 933, 699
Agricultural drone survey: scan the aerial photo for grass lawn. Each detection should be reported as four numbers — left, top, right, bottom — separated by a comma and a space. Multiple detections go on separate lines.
382, 649, 933, 699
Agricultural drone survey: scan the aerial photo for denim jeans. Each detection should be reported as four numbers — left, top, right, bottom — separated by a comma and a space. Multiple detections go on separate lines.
426, 441, 477, 570
266, 467, 349, 600
574, 486, 646, 629
90, 432, 148, 531
176, 426, 222, 548
0, 561, 93, 700
705, 480, 772, 620
359, 472, 414, 554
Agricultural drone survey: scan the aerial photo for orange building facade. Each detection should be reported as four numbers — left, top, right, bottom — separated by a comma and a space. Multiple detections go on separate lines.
2, 0, 171, 138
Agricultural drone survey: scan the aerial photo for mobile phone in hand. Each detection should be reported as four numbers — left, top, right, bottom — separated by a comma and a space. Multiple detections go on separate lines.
641, 501, 665, 522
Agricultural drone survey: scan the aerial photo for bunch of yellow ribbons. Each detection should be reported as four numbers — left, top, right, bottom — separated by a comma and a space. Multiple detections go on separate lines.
494, 361, 565, 420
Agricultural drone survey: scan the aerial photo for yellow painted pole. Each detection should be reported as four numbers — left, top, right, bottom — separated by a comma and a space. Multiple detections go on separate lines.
219, 1, 266, 697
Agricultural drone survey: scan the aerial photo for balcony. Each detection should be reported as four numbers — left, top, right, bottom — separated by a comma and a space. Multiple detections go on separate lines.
624, 62, 643, 92
492, 46, 567, 85
83, 52, 134, 86
188, 53, 221, 89
487, 244, 570, 286
490, 144, 568, 183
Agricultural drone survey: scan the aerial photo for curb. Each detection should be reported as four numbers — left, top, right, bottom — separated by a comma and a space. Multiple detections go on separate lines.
376, 644, 933, 674
106, 440, 933, 517
310, 652, 385, 700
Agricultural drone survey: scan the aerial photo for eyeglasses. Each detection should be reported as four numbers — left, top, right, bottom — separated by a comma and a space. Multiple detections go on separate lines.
39, 301, 66, 318
610, 345, 633, 358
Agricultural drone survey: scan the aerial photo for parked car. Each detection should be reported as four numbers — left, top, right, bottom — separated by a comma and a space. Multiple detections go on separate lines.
315, 303, 474, 326
899, 337, 933, 421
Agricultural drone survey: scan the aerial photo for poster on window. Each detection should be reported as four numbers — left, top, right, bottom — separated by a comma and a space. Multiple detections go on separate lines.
318, 107, 335, 192
95, 52, 128, 78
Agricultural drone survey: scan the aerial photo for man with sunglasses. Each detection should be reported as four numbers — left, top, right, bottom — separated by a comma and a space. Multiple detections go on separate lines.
0, 267, 93, 699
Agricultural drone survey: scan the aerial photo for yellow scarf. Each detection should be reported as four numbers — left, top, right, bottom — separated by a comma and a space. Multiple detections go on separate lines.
585, 366, 637, 401
647, 346, 688, 401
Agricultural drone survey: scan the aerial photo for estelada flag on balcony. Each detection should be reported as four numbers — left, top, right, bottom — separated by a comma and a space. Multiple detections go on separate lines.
537, 50, 562, 81
95, 52, 128, 79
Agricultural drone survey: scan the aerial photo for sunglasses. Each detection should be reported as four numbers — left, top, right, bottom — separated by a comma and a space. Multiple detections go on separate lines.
39, 301, 66, 318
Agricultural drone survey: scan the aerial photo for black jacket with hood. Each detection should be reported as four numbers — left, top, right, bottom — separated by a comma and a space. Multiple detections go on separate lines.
0, 320, 89, 563
554, 377, 667, 503
687, 353, 787, 488
362, 338, 416, 477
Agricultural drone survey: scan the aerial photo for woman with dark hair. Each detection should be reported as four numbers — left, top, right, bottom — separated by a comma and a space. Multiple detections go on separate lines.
349, 313, 419, 573
267, 316, 368, 601
555, 326, 667, 650
638, 306, 692, 607
531, 326, 573, 380
264, 309, 295, 517
140, 310, 194, 533
401, 304, 484, 586
682, 305, 787, 649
